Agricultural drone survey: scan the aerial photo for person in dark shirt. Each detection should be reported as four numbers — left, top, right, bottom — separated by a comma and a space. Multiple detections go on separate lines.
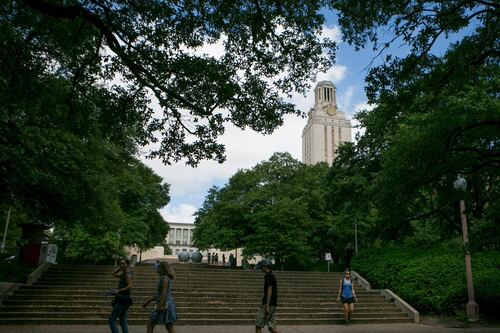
255, 259, 280, 333
108, 258, 133, 333
344, 242, 355, 270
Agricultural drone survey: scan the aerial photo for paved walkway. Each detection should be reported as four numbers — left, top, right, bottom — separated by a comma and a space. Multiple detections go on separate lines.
0, 324, 498, 333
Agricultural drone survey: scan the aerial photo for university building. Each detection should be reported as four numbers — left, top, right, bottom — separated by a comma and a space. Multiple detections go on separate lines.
126, 222, 197, 261
302, 81, 352, 165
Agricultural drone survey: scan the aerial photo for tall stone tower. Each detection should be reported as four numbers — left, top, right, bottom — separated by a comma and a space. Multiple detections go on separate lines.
302, 81, 352, 165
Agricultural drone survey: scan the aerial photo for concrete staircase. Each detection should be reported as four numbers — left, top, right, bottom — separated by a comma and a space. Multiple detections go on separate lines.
0, 264, 414, 325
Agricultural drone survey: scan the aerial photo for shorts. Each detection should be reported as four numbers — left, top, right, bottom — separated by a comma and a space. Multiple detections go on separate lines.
255, 305, 277, 329
341, 296, 355, 304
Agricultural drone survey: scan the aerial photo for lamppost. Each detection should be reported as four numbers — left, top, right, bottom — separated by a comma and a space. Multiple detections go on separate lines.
354, 217, 358, 254
453, 174, 479, 320
1, 206, 12, 254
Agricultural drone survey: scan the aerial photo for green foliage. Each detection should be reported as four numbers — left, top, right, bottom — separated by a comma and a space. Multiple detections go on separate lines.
324, 143, 381, 250
49, 157, 170, 262
0, 256, 33, 283
0, 3, 172, 262
62, 225, 123, 264
194, 153, 331, 266
323, 0, 500, 247
353, 246, 500, 319
0, 205, 29, 258
4, 0, 336, 166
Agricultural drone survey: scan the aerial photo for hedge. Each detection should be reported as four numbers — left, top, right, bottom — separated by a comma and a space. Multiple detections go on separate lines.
352, 247, 500, 319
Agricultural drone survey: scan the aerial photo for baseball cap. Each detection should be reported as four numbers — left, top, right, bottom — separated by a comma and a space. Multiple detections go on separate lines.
255, 258, 272, 269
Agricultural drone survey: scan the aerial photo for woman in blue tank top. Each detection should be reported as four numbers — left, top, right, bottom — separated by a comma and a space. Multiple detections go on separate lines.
336, 269, 358, 325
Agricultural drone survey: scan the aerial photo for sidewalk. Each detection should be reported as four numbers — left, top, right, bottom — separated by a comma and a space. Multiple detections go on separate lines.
0, 324, 499, 333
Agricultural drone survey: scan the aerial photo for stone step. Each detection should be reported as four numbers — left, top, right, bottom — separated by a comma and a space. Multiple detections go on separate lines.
46, 269, 341, 277
48, 265, 339, 273
31, 282, 343, 290
37, 275, 342, 283
13, 289, 377, 297
1, 299, 396, 308
0, 317, 414, 325
5, 294, 387, 303
4, 296, 390, 305
0, 264, 414, 325
44, 273, 342, 281
36, 278, 344, 286
0, 305, 400, 313
0, 311, 408, 320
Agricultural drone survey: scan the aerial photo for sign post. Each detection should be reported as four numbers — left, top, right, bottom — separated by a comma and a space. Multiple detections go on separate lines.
325, 252, 332, 272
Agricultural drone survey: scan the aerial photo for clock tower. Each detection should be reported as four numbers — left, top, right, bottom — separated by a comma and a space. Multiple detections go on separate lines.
302, 81, 352, 165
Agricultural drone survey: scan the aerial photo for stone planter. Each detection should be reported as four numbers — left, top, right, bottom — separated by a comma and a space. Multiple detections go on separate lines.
191, 251, 202, 263
178, 251, 190, 262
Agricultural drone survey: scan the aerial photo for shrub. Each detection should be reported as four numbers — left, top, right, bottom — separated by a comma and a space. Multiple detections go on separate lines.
353, 247, 500, 319
0, 257, 33, 283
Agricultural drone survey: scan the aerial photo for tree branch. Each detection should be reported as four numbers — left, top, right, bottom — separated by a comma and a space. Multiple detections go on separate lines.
20, 0, 211, 130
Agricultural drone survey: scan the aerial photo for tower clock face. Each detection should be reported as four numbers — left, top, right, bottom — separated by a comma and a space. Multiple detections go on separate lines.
325, 104, 336, 116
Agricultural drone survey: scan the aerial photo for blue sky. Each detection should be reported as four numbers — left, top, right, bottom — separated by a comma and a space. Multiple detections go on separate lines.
140, 10, 471, 224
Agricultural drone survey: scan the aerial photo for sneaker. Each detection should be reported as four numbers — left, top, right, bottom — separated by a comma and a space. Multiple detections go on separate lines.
345, 319, 349, 326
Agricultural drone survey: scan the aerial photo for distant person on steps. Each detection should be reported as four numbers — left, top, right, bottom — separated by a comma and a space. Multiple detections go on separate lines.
344, 242, 355, 270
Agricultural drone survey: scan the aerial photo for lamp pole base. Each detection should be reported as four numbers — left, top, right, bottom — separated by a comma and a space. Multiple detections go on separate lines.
466, 301, 479, 321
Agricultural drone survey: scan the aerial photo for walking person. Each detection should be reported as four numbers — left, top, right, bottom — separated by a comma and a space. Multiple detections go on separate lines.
337, 269, 358, 325
108, 258, 133, 333
255, 259, 280, 333
143, 262, 178, 333
344, 242, 355, 270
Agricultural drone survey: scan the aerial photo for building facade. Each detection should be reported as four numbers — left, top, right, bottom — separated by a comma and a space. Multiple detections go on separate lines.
126, 222, 254, 266
166, 222, 197, 256
302, 81, 352, 165
125, 222, 197, 261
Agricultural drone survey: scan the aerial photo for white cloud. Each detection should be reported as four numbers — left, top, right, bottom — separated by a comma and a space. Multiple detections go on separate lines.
351, 102, 376, 141
354, 102, 376, 113
141, 113, 306, 200
320, 25, 342, 43
316, 65, 347, 84
161, 203, 198, 224
190, 35, 227, 59
339, 85, 356, 115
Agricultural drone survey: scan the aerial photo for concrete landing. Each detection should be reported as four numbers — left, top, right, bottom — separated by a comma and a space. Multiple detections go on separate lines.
0, 324, 498, 333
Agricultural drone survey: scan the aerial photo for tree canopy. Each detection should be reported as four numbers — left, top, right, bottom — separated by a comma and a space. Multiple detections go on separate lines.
193, 152, 331, 267
1, 2, 171, 261
10, 0, 336, 166
325, 0, 500, 246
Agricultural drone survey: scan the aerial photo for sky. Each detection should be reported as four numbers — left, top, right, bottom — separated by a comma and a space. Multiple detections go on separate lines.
139, 9, 468, 225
